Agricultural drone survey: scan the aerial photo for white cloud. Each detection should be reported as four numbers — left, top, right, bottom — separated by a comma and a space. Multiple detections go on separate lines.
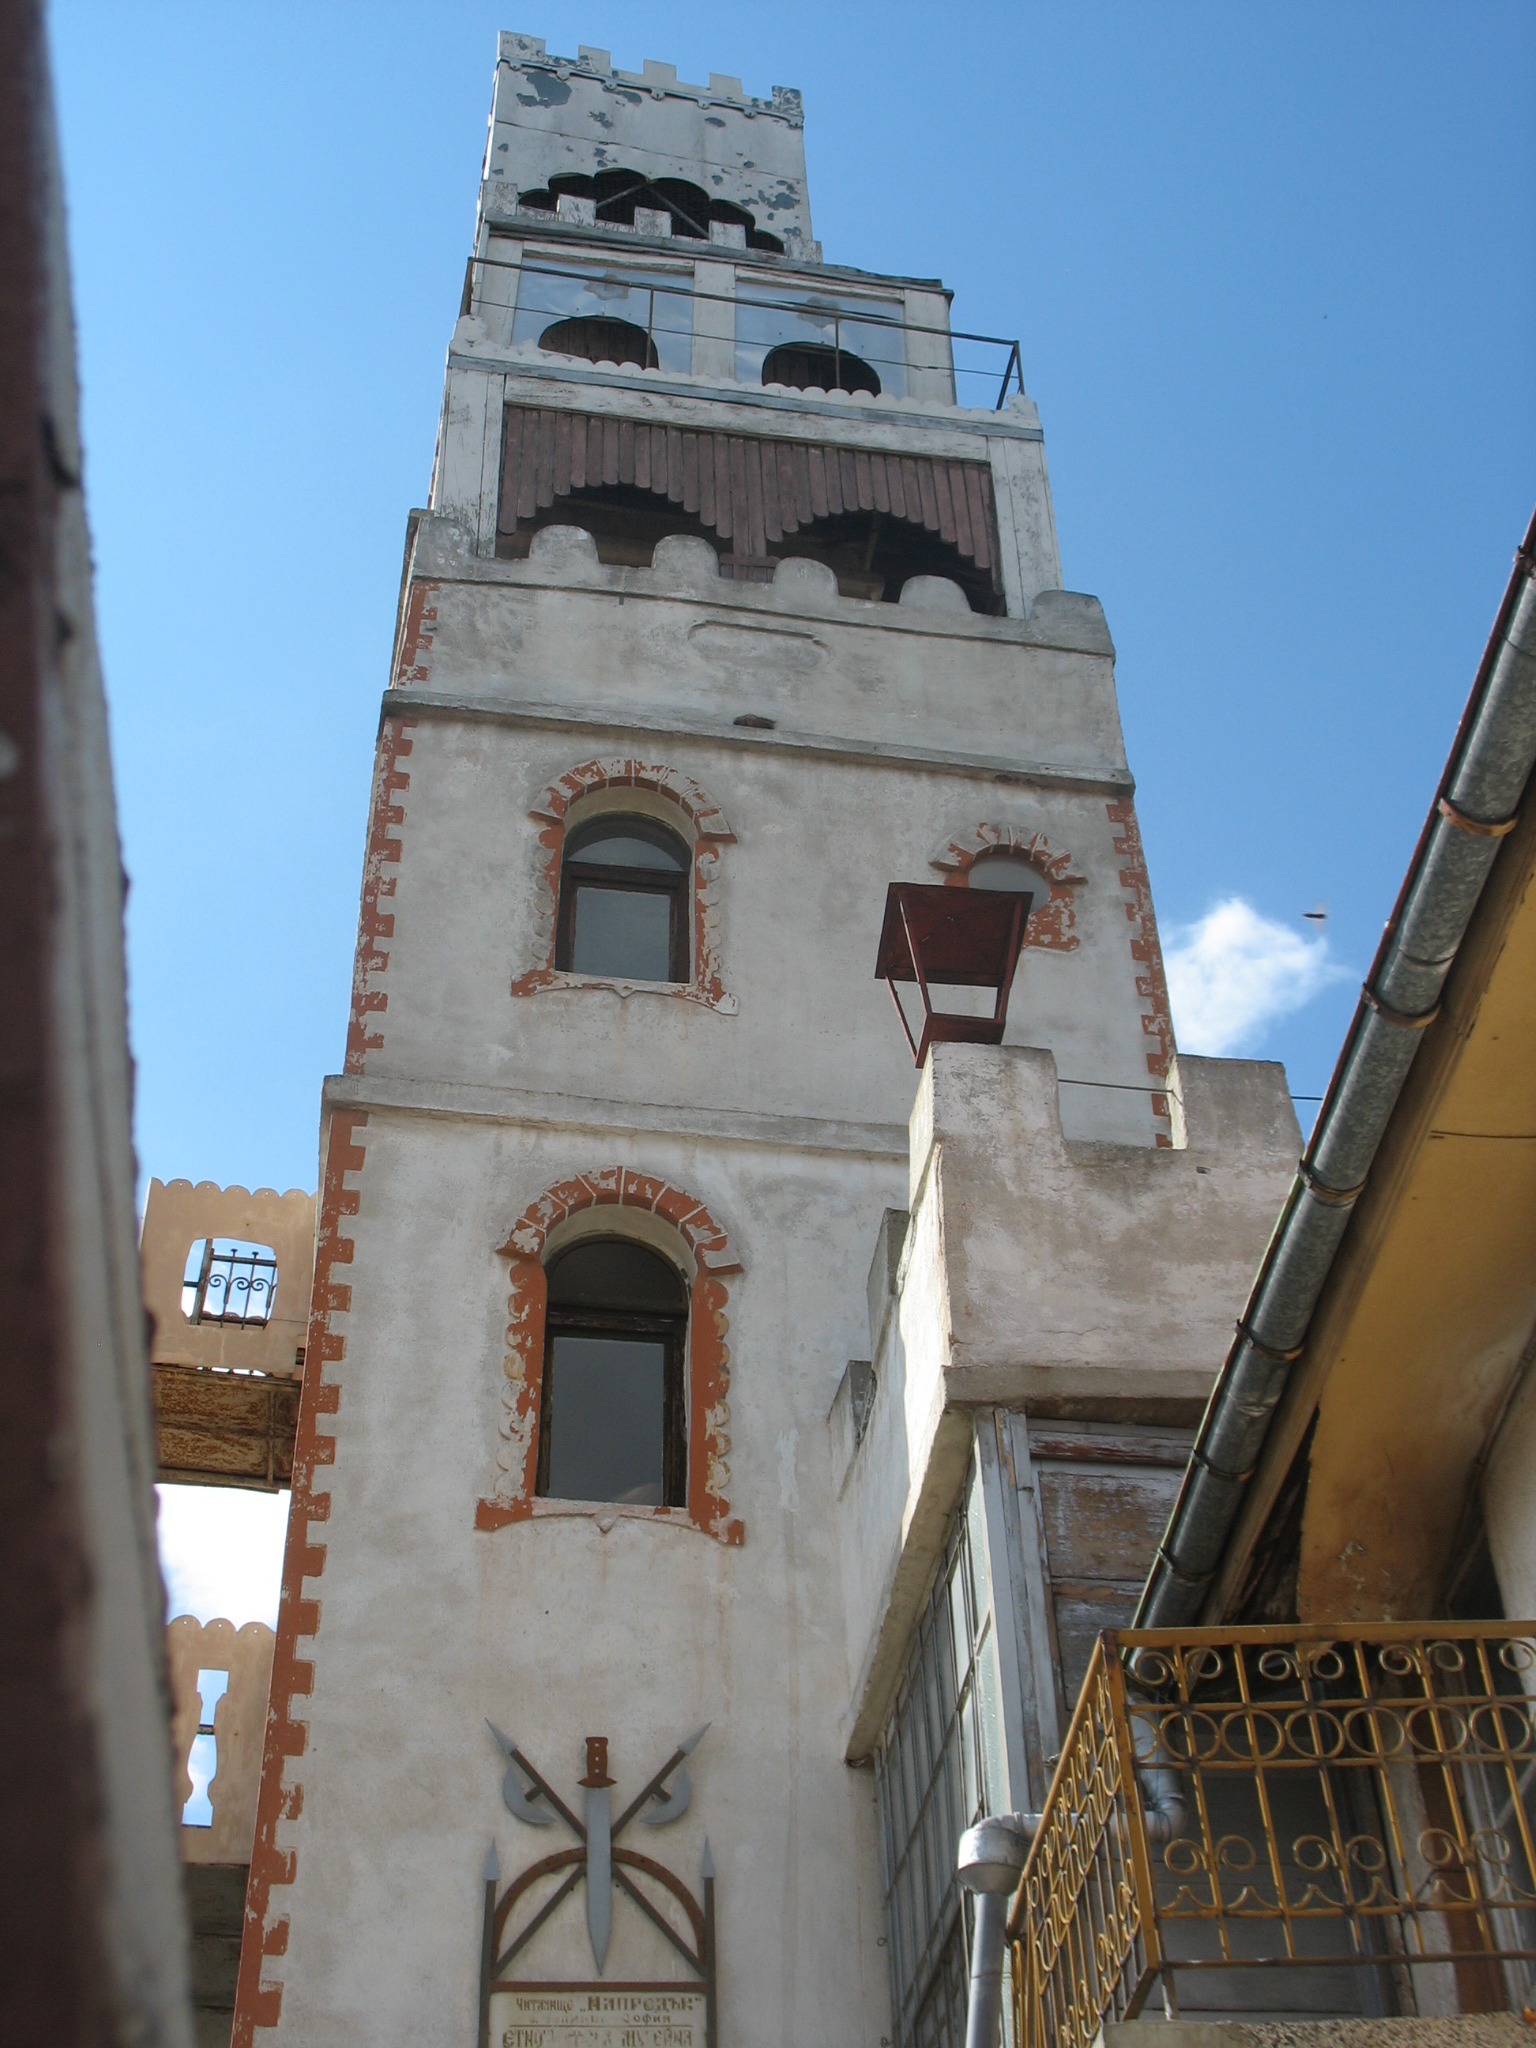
157, 1483, 290, 1628
1165, 897, 1346, 1057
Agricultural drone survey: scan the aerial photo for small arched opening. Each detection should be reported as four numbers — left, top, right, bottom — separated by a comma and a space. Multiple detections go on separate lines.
967, 852, 1050, 898
538, 315, 659, 371
516, 170, 784, 252
761, 341, 881, 397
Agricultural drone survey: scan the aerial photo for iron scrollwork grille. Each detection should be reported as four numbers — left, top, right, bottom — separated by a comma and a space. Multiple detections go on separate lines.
1010, 1623, 1536, 2046
183, 1238, 278, 1328
876, 1461, 1010, 2048
1014, 1636, 1150, 2048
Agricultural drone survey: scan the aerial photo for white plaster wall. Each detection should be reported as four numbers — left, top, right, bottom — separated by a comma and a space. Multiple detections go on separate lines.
832, 1045, 1301, 1754
379, 534, 1162, 1144
404, 538, 1123, 768
266, 1109, 901, 2046
377, 718, 1161, 1146
924, 1045, 1299, 1407
1485, 1362, 1536, 1620
487, 37, 816, 256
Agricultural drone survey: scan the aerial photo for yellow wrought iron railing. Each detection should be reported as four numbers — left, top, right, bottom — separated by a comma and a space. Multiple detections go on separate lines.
1009, 1623, 1536, 2044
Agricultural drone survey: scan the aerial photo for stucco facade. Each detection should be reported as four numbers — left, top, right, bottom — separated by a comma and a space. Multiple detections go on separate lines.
234, 36, 1299, 2048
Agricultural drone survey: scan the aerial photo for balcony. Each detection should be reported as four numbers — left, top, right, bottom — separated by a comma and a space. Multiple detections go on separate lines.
1009, 1624, 1536, 2043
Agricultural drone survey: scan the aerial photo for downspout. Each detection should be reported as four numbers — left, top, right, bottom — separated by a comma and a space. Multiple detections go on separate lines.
1134, 1712, 1187, 1844
957, 1815, 1039, 2048
1139, 508, 1536, 1630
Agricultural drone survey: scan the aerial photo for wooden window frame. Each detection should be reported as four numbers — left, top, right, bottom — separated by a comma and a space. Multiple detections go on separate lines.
554, 818, 691, 985
536, 1298, 689, 1509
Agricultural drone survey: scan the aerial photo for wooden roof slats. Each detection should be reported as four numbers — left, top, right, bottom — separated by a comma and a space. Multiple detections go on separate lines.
497, 406, 1003, 591
932, 460, 956, 544
869, 448, 890, 517
958, 462, 978, 561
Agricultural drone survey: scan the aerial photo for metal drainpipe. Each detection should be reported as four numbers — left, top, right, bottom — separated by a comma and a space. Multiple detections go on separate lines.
957, 1814, 1039, 2048
1133, 1713, 1187, 1845
1138, 510, 1536, 1631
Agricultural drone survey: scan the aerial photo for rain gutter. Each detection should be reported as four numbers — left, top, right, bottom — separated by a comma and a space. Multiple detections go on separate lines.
1138, 506, 1536, 1630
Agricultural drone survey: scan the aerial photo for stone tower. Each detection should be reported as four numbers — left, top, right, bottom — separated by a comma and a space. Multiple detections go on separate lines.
234, 35, 1297, 2047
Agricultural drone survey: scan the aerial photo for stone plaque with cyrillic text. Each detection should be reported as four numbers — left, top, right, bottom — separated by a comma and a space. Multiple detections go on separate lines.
491, 1986, 706, 2048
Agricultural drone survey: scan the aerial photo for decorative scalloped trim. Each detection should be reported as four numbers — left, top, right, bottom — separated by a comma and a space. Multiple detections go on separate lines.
478, 1169, 745, 1546
512, 759, 738, 1015
928, 821, 1085, 952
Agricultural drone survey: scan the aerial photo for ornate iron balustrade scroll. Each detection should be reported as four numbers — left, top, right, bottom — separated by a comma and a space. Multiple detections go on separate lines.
1008, 1622, 1536, 2047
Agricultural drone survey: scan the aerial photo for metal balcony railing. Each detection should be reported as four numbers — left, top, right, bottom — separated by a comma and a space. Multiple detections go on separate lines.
1009, 1623, 1536, 2044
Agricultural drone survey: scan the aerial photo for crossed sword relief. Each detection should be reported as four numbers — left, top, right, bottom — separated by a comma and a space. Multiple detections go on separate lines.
487, 1720, 709, 1974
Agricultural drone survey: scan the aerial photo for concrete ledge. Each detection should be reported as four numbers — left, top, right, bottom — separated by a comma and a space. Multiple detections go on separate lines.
448, 342, 1047, 441
380, 688, 1134, 796
1100, 2019, 1531, 2048
321, 1072, 907, 1160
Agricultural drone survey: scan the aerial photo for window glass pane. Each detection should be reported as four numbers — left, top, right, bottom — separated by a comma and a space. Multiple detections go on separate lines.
571, 884, 674, 981
967, 856, 1044, 896
966, 1470, 993, 1625
876, 1455, 1020, 2047
547, 1239, 687, 1314
957, 1691, 979, 1825
734, 283, 907, 397
975, 1616, 1009, 1819
544, 1333, 666, 1504
513, 264, 693, 374
572, 832, 688, 872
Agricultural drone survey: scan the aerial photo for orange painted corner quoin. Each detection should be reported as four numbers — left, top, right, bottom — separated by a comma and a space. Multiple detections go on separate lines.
476, 1170, 746, 1547
231, 1109, 365, 2046
1106, 797, 1175, 1146
235, 598, 421, 2038
511, 758, 738, 1015
345, 713, 416, 1078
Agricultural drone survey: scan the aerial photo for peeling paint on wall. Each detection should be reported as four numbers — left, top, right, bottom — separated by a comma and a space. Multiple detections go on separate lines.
1107, 799, 1176, 1144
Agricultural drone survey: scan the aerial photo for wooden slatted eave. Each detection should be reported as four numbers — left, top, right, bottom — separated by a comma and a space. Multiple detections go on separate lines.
498, 403, 1002, 592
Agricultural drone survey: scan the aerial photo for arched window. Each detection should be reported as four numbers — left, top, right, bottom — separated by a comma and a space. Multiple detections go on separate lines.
967, 852, 1047, 898
555, 816, 691, 983
538, 316, 659, 371
761, 341, 881, 397
537, 1238, 689, 1508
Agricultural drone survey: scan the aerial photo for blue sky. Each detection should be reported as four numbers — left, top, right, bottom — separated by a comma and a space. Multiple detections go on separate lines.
49, 5, 1534, 1617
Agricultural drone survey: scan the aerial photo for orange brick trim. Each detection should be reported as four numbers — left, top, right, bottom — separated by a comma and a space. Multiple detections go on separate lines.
511, 759, 738, 1014
1106, 799, 1176, 1146
476, 1169, 745, 1546
393, 577, 438, 686
344, 714, 416, 1075
929, 822, 1085, 951
232, 1109, 367, 2044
